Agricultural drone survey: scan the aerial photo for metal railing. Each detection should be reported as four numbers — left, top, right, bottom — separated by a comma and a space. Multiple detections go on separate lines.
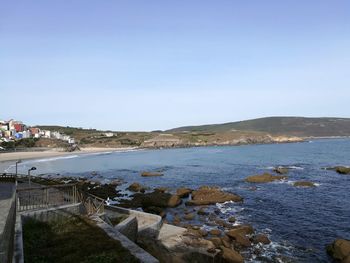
77, 191, 105, 215
16, 183, 78, 212
0, 173, 16, 182
1, 173, 106, 215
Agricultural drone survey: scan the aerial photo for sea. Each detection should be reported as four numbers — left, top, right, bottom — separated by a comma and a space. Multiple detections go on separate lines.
2, 138, 350, 262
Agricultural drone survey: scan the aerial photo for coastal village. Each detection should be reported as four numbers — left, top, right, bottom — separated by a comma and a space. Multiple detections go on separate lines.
0, 119, 75, 144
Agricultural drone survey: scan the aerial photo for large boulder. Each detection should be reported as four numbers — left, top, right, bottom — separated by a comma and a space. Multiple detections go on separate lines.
245, 173, 287, 183
293, 181, 316, 187
253, 234, 271, 245
120, 191, 181, 208
176, 187, 193, 198
226, 225, 254, 248
185, 186, 243, 206
227, 225, 254, 236
219, 246, 244, 263
327, 239, 350, 263
127, 182, 146, 192
226, 232, 251, 248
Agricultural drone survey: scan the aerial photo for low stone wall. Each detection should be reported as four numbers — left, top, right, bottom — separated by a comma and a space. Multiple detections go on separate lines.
115, 215, 138, 242
105, 205, 163, 238
0, 190, 16, 263
20, 203, 83, 224
92, 215, 159, 263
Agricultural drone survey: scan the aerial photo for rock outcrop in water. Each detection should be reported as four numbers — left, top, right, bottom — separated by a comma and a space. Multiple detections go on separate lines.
127, 182, 147, 192
120, 191, 182, 210
185, 186, 243, 206
327, 166, 350, 175
220, 246, 244, 263
245, 173, 287, 183
141, 171, 164, 177
293, 181, 316, 187
176, 187, 193, 198
273, 166, 289, 174
327, 239, 350, 263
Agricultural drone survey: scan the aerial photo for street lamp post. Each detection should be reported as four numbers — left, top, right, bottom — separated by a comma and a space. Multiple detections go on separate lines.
28, 167, 37, 187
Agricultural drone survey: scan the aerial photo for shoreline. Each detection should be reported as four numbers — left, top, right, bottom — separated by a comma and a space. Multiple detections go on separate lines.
1, 136, 348, 164
0, 147, 138, 163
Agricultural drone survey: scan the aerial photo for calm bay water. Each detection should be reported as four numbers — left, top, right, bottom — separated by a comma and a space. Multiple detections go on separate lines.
4, 139, 350, 262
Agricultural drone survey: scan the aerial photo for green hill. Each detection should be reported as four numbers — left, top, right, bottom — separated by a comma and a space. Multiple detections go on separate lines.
167, 117, 350, 137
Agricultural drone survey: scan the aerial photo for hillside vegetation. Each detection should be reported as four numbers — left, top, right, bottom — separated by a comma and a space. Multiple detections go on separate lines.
167, 117, 350, 137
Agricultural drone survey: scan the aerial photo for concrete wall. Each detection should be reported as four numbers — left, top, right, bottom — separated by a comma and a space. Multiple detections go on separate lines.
92, 215, 159, 263
20, 203, 83, 224
105, 205, 163, 238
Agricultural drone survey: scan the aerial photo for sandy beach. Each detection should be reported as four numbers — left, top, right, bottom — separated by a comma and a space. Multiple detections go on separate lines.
0, 147, 137, 163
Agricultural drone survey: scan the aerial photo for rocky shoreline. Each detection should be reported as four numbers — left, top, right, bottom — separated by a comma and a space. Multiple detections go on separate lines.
25, 163, 350, 262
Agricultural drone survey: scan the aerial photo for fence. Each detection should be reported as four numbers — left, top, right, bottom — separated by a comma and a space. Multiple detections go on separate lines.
0, 173, 16, 182
77, 191, 105, 215
0, 173, 106, 215
16, 184, 78, 212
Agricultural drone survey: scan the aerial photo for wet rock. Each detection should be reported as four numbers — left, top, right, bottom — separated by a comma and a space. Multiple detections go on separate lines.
207, 247, 217, 254
154, 187, 168, 193
185, 186, 243, 206
199, 229, 208, 237
121, 191, 181, 208
228, 224, 254, 236
143, 206, 166, 218
253, 234, 271, 245
197, 207, 209, 215
141, 171, 164, 177
78, 181, 120, 199
127, 182, 146, 192
221, 237, 232, 248
274, 166, 289, 174
184, 213, 195, 220
209, 237, 222, 248
226, 232, 251, 248
293, 181, 316, 187
327, 239, 350, 263
210, 229, 222, 236
184, 229, 203, 238
228, 216, 236, 223
219, 246, 244, 263
245, 173, 288, 183
215, 219, 232, 229
334, 166, 350, 175
191, 225, 200, 230
110, 179, 123, 186
173, 215, 181, 225
176, 187, 193, 198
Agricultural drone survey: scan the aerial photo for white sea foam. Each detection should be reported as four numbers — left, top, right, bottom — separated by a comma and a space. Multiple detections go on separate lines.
216, 201, 244, 214
286, 166, 304, 170
30, 155, 79, 163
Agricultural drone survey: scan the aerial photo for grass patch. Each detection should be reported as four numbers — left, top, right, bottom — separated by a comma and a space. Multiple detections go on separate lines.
109, 215, 129, 226
23, 216, 139, 263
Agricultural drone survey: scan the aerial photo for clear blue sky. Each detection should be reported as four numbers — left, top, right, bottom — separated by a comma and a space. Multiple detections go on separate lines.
1, 1, 349, 131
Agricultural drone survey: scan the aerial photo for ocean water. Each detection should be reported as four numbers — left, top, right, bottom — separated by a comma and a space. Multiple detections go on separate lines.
3, 139, 350, 262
